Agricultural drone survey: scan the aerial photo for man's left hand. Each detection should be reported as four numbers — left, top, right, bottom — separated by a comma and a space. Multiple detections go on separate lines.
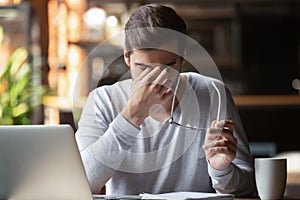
203, 120, 237, 171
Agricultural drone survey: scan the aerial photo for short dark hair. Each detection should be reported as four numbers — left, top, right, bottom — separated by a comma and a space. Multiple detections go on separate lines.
124, 4, 187, 54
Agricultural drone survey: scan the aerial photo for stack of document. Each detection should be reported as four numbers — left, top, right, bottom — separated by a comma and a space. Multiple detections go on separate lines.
93, 192, 234, 200
140, 191, 234, 200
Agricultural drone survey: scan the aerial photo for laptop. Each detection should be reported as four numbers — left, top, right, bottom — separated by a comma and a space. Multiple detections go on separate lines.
0, 124, 93, 200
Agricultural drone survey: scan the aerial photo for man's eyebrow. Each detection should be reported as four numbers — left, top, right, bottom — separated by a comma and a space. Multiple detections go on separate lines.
135, 61, 176, 67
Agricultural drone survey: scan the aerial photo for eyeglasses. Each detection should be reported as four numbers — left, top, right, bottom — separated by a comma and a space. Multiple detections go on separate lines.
168, 75, 221, 131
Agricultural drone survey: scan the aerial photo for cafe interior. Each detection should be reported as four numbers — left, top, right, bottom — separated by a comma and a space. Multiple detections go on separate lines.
0, 0, 299, 198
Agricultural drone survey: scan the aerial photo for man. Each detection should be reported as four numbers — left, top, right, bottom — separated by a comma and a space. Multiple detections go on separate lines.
75, 4, 256, 197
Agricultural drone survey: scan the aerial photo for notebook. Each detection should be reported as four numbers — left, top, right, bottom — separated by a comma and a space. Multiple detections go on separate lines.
0, 124, 93, 200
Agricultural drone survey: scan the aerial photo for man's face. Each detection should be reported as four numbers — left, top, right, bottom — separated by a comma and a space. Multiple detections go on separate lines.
127, 48, 182, 81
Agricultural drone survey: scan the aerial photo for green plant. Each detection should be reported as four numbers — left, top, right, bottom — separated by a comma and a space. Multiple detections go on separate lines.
0, 47, 45, 125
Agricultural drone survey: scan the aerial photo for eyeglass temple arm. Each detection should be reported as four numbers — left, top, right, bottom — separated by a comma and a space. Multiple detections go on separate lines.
169, 75, 222, 123
169, 74, 181, 119
211, 82, 221, 122
169, 118, 207, 131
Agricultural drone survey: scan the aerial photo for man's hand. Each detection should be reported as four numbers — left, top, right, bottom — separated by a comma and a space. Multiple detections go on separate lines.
203, 120, 237, 171
121, 66, 177, 127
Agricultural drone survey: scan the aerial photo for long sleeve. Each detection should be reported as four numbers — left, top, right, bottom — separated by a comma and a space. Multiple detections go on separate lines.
75, 88, 139, 193
207, 86, 256, 197
75, 74, 257, 196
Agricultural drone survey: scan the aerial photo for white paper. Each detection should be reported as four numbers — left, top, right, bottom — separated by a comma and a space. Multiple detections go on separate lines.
140, 191, 234, 200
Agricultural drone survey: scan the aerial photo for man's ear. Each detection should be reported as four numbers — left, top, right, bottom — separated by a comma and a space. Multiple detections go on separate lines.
180, 57, 185, 72
179, 49, 186, 72
124, 50, 130, 67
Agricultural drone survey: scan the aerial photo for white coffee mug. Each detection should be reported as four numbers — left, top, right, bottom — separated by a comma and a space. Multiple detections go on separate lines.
255, 158, 287, 200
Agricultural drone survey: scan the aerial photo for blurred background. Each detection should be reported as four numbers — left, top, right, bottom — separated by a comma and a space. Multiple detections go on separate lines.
0, 0, 299, 179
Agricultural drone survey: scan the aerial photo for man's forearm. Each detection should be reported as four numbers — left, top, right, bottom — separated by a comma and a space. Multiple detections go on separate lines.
208, 163, 256, 196
76, 114, 140, 193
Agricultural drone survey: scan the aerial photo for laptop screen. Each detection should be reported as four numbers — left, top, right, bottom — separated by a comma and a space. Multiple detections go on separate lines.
0, 125, 93, 200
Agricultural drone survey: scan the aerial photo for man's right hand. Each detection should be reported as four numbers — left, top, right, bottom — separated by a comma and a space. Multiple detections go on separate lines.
121, 66, 175, 127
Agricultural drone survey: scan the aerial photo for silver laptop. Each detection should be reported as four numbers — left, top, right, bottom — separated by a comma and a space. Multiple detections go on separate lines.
0, 125, 93, 200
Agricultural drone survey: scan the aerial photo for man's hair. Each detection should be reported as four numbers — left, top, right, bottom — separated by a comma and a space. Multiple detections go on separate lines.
124, 4, 187, 54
